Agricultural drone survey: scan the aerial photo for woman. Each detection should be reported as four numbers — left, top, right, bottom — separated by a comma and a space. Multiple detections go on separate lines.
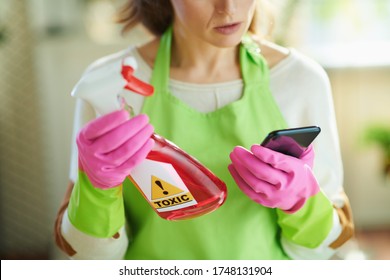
55, 0, 354, 259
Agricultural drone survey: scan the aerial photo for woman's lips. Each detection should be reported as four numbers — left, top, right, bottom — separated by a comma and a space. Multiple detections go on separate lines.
214, 22, 242, 35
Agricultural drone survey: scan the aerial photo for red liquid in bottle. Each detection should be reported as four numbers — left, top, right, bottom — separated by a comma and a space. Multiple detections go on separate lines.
129, 134, 227, 221
119, 65, 226, 220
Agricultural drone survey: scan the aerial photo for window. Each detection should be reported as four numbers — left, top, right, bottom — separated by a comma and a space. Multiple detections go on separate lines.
274, 0, 390, 67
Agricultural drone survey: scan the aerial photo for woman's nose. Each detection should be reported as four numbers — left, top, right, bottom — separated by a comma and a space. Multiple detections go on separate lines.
216, 0, 237, 16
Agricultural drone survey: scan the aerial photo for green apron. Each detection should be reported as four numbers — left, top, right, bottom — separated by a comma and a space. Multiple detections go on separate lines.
122, 27, 290, 260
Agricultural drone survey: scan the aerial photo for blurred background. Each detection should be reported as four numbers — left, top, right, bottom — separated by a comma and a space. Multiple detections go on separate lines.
0, 0, 389, 260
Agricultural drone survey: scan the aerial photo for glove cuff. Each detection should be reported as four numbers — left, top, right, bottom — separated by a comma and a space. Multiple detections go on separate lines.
67, 170, 125, 238
277, 190, 333, 248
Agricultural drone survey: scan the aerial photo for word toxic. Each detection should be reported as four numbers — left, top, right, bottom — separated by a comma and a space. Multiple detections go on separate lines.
151, 175, 195, 209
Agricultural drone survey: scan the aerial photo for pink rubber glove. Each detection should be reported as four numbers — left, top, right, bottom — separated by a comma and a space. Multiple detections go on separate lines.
77, 109, 155, 189
228, 144, 320, 213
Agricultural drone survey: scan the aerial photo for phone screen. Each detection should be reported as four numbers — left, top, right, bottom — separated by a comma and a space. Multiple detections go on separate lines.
261, 126, 321, 158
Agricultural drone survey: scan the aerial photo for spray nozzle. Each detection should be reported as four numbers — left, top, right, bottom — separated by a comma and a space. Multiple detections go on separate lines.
71, 55, 154, 116
121, 57, 154, 97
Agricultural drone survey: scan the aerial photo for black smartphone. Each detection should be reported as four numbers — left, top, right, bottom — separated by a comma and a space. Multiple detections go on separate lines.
260, 126, 321, 158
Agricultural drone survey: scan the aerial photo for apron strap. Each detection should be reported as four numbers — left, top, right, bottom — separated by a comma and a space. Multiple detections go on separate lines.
150, 26, 172, 92
240, 34, 269, 86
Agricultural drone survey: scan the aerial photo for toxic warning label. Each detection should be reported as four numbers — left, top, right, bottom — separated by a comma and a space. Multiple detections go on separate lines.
129, 159, 197, 212
151, 176, 183, 200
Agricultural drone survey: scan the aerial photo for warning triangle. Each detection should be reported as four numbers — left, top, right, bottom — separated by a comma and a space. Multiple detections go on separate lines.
151, 175, 184, 200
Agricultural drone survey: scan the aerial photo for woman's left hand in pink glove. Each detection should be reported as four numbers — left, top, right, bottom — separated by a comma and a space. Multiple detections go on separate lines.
228, 144, 320, 214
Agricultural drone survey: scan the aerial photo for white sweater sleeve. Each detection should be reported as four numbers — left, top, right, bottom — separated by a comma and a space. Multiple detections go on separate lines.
61, 209, 129, 260
270, 49, 349, 259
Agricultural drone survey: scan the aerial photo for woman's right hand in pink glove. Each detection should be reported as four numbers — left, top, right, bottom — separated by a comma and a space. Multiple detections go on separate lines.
77, 109, 154, 189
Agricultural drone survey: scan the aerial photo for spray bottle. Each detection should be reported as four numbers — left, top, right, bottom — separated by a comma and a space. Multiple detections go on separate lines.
71, 56, 227, 220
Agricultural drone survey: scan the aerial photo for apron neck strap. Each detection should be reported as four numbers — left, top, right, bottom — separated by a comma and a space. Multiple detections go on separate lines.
150, 27, 268, 92
151, 26, 172, 91
240, 34, 269, 85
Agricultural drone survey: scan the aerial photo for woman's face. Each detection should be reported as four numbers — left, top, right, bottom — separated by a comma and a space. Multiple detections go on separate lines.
170, 0, 257, 48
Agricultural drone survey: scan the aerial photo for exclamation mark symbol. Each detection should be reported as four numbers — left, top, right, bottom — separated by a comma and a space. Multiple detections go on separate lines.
155, 180, 169, 195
